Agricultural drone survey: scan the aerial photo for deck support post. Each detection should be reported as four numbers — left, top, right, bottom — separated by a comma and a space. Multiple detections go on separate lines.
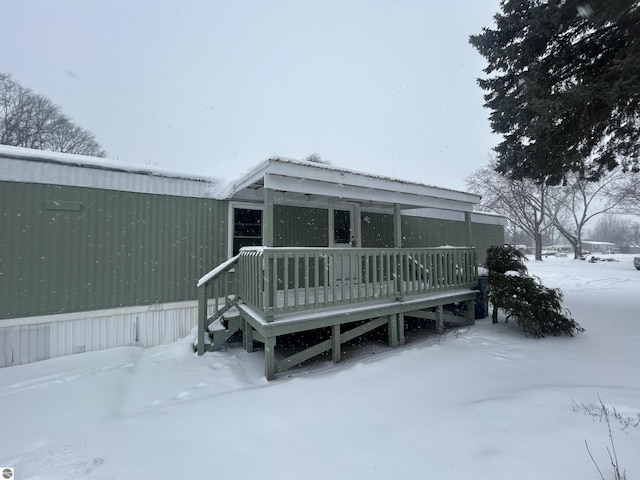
435, 306, 444, 334
332, 324, 341, 363
387, 315, 399, 347
398, 312, 405, 345
243, 319, 254, 353
264, 335, 276, 381
464, 211, 472, 248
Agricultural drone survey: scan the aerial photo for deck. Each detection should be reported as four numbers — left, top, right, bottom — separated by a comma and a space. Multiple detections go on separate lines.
197, 247, 481, 379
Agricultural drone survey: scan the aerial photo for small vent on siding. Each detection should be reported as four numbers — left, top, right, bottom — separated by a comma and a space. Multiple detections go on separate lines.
44, 200, 83, 212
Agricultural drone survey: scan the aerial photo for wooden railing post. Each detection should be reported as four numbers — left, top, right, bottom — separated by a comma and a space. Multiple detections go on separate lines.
197, 284, 207, 356
196, 254, 240, 355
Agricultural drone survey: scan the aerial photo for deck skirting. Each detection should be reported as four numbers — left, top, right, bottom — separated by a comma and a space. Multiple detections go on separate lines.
0, 301, 199, 368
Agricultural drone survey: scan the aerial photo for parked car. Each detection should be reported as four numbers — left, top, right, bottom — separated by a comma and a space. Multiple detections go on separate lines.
634, 257, 640, 270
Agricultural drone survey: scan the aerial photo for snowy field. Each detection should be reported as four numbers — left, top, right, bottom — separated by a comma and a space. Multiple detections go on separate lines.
1, 255, 639, 480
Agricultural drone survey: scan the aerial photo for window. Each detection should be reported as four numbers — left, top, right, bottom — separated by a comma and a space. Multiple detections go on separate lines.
233, 208, 262, 255
333, 209, 351, 245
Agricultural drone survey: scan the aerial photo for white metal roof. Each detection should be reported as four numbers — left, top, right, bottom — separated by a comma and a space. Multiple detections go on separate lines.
0, 145, 226, 199
1, 146, 482, 212
229, 156, 481, 212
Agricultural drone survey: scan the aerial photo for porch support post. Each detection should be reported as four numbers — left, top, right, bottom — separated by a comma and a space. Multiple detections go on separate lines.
465, 211, 472, 248
398, 312, 405, 345
264, 187, 274, 247
265, 335, 276, 380
332, 324, 341, 363
394, 203, 402, 248
394, 203, 404, 300
387, 314, 399, 347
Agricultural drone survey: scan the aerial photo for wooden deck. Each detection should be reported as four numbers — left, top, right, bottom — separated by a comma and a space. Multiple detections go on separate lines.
197, 247, 481, 379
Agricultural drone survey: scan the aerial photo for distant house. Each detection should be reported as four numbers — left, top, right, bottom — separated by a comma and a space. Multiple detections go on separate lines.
0, 145, 505, 372
581, 240, 618, 254
542, 244, 573, 256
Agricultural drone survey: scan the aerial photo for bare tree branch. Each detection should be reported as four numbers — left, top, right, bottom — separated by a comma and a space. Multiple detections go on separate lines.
0, 72, 106, 157
466, 160, 553, 260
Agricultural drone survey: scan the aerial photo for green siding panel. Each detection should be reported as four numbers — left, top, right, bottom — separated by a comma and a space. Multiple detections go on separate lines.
361, 212, 394, 248
400, 215, 503, 264
0, 181, 228, 319
471, 223, 505, 265
273, 205, 328, 247
402, 216, 467, 248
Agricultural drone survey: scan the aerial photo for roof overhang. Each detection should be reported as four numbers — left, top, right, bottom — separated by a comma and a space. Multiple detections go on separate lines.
228, 157, 480, 213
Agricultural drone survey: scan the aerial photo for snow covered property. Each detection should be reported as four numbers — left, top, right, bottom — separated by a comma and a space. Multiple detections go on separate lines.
1, 256, 638, 480
0, 145, 504, 375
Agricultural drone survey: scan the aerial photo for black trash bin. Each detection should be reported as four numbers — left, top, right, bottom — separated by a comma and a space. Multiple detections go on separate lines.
473, 275, 489, 319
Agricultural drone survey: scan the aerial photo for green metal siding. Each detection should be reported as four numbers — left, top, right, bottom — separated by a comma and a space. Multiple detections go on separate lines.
471, 222, 505, 265
402, 216, 468, 248
273, 205, 328, 247
361, 212, 394, 248
384, 214, 503, 264
0, 181, 228, 320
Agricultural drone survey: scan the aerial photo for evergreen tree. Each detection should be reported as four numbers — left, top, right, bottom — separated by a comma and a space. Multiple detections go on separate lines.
470, 0, 640, 185
486, 245, 584, 337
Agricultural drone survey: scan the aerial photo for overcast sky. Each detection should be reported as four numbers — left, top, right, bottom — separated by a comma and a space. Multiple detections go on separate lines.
1, 0, 501, 191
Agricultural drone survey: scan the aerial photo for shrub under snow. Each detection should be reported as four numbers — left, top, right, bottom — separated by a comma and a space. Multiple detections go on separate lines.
486, 245, 584, 338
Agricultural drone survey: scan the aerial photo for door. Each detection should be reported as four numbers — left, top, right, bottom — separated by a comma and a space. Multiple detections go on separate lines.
330, 205, 358, 286
330, 205, 356, 247
232, 207, 263, 256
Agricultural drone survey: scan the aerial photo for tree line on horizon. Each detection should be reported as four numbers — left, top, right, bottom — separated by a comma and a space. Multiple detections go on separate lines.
0, 72, 106, 157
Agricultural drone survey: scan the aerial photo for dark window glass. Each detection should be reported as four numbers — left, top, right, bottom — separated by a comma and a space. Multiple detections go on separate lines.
333, 210, 351, 244
233, 208, 262, 255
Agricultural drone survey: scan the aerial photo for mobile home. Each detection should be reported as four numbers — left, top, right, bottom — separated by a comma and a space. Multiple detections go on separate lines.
0, 146, 504, 375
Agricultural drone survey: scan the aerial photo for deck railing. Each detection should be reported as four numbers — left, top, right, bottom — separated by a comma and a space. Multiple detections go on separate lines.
236, 247, 477, 321
196, 254, 239, 354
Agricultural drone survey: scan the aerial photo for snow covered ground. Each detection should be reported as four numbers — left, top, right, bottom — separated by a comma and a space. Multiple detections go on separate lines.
1, 255, 638, 480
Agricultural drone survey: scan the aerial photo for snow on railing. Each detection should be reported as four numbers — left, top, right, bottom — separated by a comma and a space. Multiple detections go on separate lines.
235, 246, 477, 321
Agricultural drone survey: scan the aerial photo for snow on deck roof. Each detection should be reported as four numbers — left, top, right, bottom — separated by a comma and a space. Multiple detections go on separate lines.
227, 155, 481, 211
235, 155, 478, 199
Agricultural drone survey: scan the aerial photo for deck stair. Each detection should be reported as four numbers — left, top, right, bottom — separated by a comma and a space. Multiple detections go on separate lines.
197, 246, 480, 379
195, 254, 241, 355
203, 307, 243, 351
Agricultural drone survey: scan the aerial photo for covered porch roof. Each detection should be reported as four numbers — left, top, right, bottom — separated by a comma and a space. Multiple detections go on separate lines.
227, 156, 481, 213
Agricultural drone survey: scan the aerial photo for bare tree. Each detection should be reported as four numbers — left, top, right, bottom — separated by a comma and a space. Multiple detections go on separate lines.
605, 172, 640, 215
0, 72, 106, 157
589, 215, 629, 245
304, 153, 330, 165
546, 171, 631, 258
466, 162, 553, 260
628, 222, 640, 250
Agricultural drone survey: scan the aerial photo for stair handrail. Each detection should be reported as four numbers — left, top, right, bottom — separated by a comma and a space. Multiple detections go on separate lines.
196, 254, 240, 355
